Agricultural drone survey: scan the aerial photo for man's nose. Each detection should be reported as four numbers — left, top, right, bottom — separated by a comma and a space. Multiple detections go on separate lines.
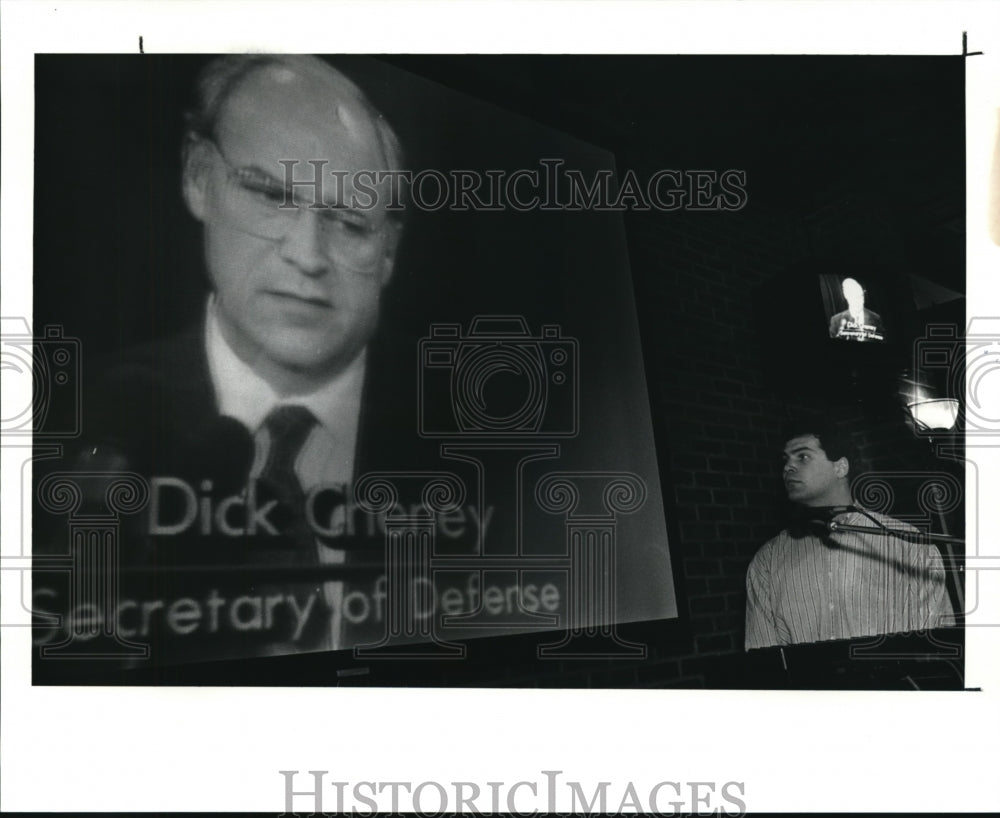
277, 208, 329, 276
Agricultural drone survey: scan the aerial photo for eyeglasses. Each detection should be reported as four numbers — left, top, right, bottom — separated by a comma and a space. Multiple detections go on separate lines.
203, 137, 392, 275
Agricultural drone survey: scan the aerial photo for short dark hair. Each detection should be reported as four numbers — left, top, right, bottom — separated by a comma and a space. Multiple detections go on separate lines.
782, 415, 858, 469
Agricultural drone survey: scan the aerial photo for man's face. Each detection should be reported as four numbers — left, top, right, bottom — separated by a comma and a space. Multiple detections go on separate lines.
183, 66, 399, 387
781, 434, 847, 507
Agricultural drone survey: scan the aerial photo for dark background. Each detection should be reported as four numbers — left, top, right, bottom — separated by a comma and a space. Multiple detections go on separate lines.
34, 54, 966, 688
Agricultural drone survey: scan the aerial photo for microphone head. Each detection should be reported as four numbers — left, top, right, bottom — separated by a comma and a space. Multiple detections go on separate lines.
819, 504, 856, 520
787, 505, 856, 538
190, 416, 256, 494
164, 415, 255, 495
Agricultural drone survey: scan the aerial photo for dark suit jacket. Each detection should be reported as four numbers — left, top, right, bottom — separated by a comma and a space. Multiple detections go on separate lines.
78, 319, 434, 484
33, 318, 451, 668
33, 315, 643, 675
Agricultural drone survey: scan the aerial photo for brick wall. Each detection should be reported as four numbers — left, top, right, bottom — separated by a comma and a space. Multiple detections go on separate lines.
621, 199, 817, 686
480, 195, 830, 688
348, 56, 963, 689
498, 172, 957, 689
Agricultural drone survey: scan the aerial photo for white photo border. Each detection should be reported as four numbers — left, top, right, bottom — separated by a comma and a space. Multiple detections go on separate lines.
2, 1, 999, 813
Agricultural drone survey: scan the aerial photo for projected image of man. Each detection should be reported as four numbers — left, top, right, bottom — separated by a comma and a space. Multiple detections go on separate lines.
828, 277, 885, 341
53, 56, 407, 660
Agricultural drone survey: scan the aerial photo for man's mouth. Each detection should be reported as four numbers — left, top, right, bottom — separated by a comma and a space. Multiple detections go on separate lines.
264, 290, 333, 309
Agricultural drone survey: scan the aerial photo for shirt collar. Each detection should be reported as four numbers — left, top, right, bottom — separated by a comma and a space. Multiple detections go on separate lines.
204, 296, 367, 434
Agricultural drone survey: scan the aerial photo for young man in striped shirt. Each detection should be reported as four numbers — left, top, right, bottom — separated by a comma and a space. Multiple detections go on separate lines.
745, 423, 955, 650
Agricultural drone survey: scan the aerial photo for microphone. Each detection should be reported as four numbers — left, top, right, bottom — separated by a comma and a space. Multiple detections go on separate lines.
798, 506, 966, 547
175, 415, 256, 495
787, 505, 857, 539
810, 505, 857, 525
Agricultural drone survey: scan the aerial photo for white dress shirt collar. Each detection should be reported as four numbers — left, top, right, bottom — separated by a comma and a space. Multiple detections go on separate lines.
204, 296, 367, 435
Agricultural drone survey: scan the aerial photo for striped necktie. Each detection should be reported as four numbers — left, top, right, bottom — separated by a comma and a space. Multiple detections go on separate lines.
256, 405, 335, 651
258, 405, 318, 554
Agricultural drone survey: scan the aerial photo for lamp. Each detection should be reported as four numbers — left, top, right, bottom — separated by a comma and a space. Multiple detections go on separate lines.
906, 398, 960, 432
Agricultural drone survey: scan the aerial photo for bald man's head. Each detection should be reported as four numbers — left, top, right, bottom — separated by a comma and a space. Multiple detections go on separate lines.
184, 55, 402, 172
841, 277, 865, 315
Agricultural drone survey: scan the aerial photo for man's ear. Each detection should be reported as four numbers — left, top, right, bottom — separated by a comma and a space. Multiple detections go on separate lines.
834, 457, 850, 479
181, 136, 212, 222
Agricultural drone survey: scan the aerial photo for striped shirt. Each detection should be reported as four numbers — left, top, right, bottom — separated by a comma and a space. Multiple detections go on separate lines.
745, 510, 955, 650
